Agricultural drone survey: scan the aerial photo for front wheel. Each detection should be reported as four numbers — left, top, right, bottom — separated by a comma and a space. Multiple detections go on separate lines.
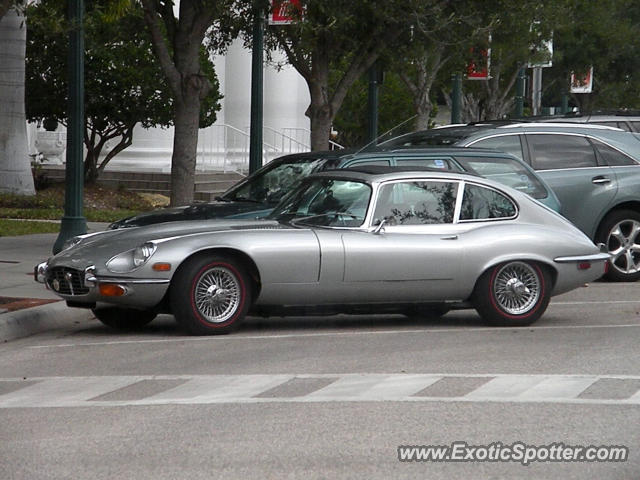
92, 307, 156, 331
596, 210, 640, 282
473, 261, 551, 326
171, 255, 252, 335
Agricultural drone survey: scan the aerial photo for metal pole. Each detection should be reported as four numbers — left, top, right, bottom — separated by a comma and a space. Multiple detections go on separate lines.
560, 93, 569, 115
451, 74, 462, 124
248, 3, 264, 174
514, 68, 525, 117
531, 66, 542, 116
53, 0, 86, 254
367, 64, 379, 144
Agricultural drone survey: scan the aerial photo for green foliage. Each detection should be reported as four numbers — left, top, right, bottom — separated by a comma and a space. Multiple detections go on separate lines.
543, 0, 640, 111
0, 219, 61, 236
25, 0, 221, 180
332, 70, 414, 148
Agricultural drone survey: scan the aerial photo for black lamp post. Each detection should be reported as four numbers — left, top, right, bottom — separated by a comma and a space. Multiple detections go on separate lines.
249, 2, 264, 174
53, 0, 86, 254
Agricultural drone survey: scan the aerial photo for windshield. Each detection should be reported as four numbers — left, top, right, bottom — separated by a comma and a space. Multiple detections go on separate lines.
457, 156, 548, 199
222, 157, 336, 205
270, 178, 372, 227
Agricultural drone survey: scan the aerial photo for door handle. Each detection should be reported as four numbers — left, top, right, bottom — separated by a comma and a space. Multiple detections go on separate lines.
441, 235, 458, 240
592, 176, 611, 185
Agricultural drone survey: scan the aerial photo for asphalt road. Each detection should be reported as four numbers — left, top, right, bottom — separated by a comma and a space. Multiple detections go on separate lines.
0, 282, 638, 479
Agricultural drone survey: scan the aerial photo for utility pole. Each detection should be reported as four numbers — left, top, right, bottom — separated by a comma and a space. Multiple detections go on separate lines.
451, 74, 462, 124
514, 68, 525, 117
367, 63, 380, 144
531, 66, 542, 116
53, 0, 86, 254
248, 2, 264, 174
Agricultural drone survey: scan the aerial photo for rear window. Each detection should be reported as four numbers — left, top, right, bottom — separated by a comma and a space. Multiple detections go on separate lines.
592, 140, 637, 166
459, 184, 517, 221
395, 157, 458, 170
457, 156, 548, 199
378, 126, 486, 147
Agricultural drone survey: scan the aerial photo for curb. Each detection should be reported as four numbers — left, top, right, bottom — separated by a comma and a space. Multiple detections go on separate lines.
0, 301, 95, 343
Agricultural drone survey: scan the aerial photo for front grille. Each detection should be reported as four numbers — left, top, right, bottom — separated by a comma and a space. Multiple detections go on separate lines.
46, 267, 89, 295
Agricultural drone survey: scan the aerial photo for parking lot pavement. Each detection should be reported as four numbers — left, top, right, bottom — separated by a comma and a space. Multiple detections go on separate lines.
0, 281, 638, 479
0, 224, 107, 341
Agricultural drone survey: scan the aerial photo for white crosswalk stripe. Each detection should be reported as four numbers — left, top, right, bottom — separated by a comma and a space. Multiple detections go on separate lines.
0, 374, 639, 408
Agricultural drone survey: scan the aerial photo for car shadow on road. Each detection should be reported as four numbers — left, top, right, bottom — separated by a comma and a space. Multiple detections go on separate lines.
75, 311, 489, 338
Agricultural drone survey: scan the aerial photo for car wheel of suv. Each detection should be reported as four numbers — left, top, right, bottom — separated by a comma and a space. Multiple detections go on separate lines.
597, 210, 640, 282
92, 307, 156, 331
473, 261, 550, 326
171, 255, 252, 335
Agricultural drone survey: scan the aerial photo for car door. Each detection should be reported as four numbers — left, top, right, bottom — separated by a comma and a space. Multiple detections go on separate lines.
524, 133, 618, 237
339, 179, 466, 302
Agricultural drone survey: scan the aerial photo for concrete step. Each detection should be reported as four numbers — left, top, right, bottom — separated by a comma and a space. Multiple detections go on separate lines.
39, 167, 244, 199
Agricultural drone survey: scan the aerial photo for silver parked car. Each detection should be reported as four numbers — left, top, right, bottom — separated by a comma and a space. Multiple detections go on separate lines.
36, 168, 608, 335
380, 123, 640, 281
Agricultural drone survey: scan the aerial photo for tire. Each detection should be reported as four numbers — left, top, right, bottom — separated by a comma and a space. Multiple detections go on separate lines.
92, 307, 156, 331
473, 261, 551, 326
403, 305, 451, 319
171, 255, 252, 335
596, 210, 640, 282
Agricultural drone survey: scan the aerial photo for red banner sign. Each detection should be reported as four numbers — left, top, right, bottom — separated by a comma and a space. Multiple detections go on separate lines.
269, 0, 302, 25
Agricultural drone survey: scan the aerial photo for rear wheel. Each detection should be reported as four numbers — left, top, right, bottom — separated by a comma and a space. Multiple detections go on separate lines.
596, 210, 640, 282
171, 255, 252, 335
92, 307, 156, 331
473, 261, 550, 326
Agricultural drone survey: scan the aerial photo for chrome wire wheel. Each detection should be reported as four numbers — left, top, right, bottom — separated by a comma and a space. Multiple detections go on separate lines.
194, 266, 241, 324
606, 219, 640, 276
492, 261, 541, 315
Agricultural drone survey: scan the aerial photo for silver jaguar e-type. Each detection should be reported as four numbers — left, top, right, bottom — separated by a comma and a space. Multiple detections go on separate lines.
35, 167, 609, 335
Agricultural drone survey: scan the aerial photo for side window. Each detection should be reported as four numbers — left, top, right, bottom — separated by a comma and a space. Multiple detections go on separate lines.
470, 135, 524, 161
373, 181, 458, 225
631, 121, 640, 132
527, 134, 597, 170
395, 157, 457, 170
460, 184, 517, 221
592, 139, 637, 166
348, 159, 391, 167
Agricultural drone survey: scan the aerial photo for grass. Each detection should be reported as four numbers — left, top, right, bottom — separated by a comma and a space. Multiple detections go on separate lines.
0, 219, 61, 236
0, 207, 142, 222
0, 183, 167, 234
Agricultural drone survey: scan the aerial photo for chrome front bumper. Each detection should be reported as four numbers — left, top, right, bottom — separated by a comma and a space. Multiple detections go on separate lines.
34, 261, 169, 308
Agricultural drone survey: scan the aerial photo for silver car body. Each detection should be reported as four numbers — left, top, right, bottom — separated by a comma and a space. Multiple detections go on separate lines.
36, 170, 608, 318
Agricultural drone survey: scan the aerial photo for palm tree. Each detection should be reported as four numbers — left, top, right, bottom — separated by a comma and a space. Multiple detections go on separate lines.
0, 5, 35, 195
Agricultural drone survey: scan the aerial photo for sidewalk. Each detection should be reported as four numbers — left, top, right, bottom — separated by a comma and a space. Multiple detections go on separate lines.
0, 223, 108, 342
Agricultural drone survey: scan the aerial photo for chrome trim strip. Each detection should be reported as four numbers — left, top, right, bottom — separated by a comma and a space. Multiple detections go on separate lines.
554, 253, 611, 263
98, 278, 171, 285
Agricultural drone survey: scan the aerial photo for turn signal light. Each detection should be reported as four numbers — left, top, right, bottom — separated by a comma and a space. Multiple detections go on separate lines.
99, 284, 126, 297
152, 263, 171, 271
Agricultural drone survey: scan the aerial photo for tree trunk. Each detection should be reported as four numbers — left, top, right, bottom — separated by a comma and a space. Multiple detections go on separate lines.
171, 96, 201, 205
0, 8, 35, 195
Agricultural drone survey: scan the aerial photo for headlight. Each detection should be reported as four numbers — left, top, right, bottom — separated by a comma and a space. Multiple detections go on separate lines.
133, 242, 156, 267
62, 236, 83, 251
106, 242, 157, 273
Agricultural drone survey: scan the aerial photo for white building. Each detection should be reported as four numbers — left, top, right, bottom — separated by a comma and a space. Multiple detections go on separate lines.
32, 40, 312, 173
